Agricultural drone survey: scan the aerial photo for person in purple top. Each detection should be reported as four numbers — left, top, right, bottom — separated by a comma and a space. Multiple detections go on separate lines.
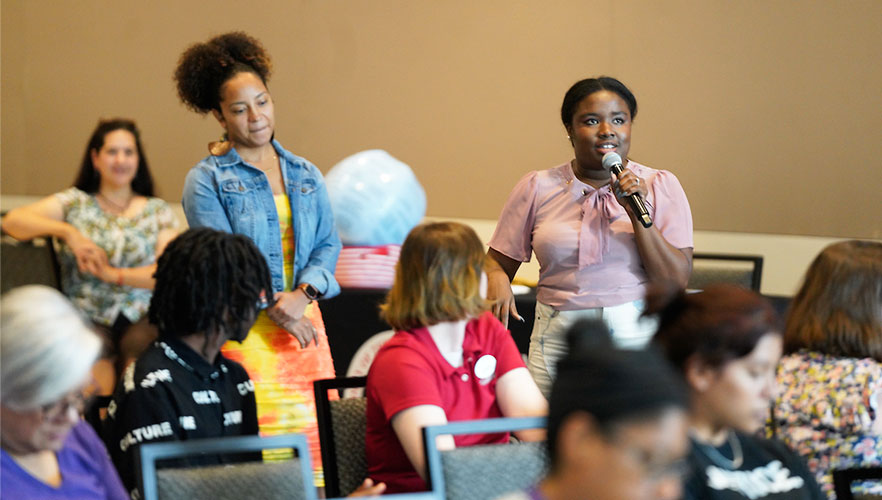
1, 285, 128, 499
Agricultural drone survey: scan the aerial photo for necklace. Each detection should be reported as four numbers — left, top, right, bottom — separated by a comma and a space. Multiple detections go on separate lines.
260, 154, 278, 172
691, 430, 744, 469
97, 193, 133, 214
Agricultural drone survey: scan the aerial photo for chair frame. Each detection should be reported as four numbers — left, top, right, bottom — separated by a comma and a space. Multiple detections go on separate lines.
327, 493, 440, 500
422, 416, 547, 500
691, 252, 764, 291
137, 433, 316, 500
314, 376, 368, 498
832, 466, 882, 500
0, 234, 62, 293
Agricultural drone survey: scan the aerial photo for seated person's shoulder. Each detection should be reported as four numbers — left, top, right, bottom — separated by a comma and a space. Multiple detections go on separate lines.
743, 432, 801, 459
120, 345, 175, 392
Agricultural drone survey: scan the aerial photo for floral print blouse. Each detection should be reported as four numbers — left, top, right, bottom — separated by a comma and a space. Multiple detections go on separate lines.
773, 350, 882, 499
55, 187, 179, 326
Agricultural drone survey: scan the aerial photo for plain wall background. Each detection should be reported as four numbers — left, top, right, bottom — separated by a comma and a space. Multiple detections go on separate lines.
2, 0, 881, 239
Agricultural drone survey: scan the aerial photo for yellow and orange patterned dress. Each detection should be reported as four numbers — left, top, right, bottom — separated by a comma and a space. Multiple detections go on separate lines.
221, 194, 336, 486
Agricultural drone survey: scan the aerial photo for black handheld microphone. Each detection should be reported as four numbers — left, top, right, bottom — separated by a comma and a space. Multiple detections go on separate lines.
602, 152, 652, 228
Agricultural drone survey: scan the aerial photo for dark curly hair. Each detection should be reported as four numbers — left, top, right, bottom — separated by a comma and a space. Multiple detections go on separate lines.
73, 118, 154, 196
174, 31, 273, 114
149, 228, 272, 342
561, 76, 638, 127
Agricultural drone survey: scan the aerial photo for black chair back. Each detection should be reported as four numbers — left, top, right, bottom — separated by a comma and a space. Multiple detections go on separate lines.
689, 252, 764, 291
314, 376, 368, 497
833, 466, 882, 500
0, 235, 62, 293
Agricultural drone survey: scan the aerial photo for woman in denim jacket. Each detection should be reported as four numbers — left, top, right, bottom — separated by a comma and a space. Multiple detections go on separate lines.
175, 32, 340, 485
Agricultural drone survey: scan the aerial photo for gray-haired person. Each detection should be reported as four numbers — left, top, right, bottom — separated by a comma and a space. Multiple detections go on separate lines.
1, 285, 127, 498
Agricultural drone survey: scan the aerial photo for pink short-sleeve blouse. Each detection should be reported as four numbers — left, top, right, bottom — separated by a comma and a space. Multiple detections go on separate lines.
489, 161, 693, 310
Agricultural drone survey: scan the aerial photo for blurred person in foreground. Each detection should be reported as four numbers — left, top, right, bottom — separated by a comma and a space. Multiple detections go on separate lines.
1, 285, 127, 499
497, 318, 690, 500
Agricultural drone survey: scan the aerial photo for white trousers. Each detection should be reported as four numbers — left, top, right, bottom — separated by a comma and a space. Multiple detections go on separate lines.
527, 300, 658, 398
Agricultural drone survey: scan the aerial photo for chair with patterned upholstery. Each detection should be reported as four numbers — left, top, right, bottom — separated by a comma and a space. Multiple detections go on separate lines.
688, 252, 764, 291
137, 433, 316, 500
314, 376, 369, 497
423, 416, 548, 500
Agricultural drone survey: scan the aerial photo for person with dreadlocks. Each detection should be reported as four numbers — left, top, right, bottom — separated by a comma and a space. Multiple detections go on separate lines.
101, 227, 270, 496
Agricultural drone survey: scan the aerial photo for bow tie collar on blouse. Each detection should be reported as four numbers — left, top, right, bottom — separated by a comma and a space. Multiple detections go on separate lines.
573, 179, 627, 269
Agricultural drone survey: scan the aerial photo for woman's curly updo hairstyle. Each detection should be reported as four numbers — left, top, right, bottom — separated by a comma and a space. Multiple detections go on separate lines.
174, 31, 273, 113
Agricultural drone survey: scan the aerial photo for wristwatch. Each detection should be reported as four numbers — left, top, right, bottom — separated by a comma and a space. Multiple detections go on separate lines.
298, 283, 321, 301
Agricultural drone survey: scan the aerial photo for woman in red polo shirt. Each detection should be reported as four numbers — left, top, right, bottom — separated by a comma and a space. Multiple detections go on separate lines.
365, 222, 548, 493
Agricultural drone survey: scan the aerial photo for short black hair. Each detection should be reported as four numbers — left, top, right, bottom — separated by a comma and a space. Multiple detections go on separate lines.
73, 118, 154, 196
546, 319, 687, 469
560, 76, 638, 127
149, 228, 272, 341
174, 31, 272, 114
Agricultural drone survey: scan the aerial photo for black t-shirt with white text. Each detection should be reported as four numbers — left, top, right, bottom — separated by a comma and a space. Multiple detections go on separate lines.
684, 432, 823, 500
102, 338, 259, 497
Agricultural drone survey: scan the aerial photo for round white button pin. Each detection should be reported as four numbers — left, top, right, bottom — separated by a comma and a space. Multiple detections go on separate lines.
474, 354, 497, 380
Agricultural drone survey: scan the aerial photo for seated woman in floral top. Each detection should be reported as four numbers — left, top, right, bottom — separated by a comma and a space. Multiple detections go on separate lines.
772, 240, 882, 499
2, 118, 179, 393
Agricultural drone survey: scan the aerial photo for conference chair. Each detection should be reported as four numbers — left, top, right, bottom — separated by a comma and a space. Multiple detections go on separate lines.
423, 416, 548, 500
833, 466, 882, 500
688, 252, 764, 292
137, 433, 316, 500
0, 234, 62, 293
314, 376, 369, 497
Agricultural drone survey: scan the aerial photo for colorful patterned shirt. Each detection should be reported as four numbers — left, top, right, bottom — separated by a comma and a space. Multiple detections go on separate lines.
55, 187, 179, 326
773, 351, 882, 499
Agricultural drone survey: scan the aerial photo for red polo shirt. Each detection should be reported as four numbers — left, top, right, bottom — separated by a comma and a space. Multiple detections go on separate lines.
365, 312, 526, 493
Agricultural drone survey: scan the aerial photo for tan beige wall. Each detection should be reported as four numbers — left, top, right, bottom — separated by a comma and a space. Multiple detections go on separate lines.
2, 1, 881, 239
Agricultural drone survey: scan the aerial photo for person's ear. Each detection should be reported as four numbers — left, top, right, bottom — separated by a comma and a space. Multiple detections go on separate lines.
565, 126, 574, 146
557, 411, 604, 469
685, 354, 716, 393
212, 109, 226, 129
90, 148, 100, 165
204, 325, 228, 351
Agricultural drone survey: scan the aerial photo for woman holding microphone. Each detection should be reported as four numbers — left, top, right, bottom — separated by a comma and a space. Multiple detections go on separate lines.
487, 77, 693, 395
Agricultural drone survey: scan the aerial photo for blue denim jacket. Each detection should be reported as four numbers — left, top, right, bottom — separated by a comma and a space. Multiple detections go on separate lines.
182, 140, 341, 298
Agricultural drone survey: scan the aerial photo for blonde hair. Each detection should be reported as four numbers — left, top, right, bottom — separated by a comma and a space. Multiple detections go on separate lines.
1, 285, 101, 410
381, 222, 488, 330
784, 240, 882, 361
